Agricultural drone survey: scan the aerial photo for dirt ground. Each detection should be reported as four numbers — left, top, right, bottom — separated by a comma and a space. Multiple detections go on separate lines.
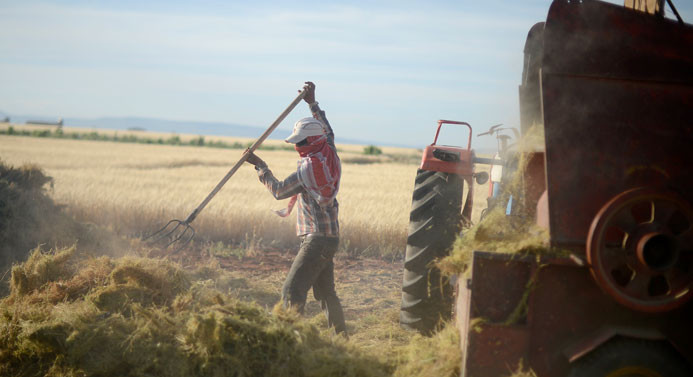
166, 243, 411, 360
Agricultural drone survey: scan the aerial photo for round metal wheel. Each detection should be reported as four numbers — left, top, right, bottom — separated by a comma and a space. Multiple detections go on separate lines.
587, 187, 693, 312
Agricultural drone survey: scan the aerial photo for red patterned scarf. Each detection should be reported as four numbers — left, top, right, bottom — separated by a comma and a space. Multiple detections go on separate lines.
274, 135, 341, 217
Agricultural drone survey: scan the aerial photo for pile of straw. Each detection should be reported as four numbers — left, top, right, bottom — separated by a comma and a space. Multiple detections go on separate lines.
0, 161, 123, 294
0, 248, 390, 377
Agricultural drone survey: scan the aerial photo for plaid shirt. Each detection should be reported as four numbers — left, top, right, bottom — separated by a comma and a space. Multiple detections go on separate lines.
256, 103, 339, 237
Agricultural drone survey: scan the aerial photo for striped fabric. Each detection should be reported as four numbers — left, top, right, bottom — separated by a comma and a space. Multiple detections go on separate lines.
255, 104, 339, 237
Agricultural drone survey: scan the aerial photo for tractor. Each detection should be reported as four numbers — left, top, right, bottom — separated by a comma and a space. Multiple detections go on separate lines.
400, 0, 693, 376
399, 120, 490, 333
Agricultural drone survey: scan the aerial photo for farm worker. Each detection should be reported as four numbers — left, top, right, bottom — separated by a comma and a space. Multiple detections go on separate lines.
245, 81, 346, 336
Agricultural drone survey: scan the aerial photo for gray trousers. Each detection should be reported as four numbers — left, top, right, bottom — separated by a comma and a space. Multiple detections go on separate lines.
282, 235, 346, 334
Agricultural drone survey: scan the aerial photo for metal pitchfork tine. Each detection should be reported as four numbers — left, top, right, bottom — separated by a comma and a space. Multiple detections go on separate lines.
145, 219, 196, 251
144, 87, 308, 253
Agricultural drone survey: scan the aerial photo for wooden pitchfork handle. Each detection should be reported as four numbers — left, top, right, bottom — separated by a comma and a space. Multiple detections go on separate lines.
182, 89, 307, 225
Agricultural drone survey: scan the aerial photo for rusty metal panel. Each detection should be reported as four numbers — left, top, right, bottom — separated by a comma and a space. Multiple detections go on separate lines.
456, 275, 472, 376
543, 1, 693, 83
469, 251, 532, 323
540, 0, 693, 252
519, 22, 546, 135
465, 324, 530, 377
522, 152, 546, 219
528, 262, 693, 376
563, 326, 665, 363
527, 263, 619, 376
544, 77, 693, 250
458, 251, 693, 377
459, 252, 533, 376
659, 301, 693, 366
459, 2, 693, 375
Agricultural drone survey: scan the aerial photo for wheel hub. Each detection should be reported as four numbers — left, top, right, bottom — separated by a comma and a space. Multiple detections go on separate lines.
637, 232, 679, 272
587, 187, 693, 312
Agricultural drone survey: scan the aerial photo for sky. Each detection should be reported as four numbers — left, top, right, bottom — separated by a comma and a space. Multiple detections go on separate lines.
1, 0, 691, 150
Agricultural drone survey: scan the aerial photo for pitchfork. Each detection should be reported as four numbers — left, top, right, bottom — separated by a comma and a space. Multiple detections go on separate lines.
144, 88, 308, 252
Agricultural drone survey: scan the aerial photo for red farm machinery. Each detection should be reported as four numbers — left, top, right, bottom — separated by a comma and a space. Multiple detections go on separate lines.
400, 1, 693, 376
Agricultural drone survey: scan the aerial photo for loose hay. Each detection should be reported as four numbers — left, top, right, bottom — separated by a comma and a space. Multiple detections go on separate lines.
0, 161, 70, 273
0, 160, 127, 295
439, 123, 569, 275
0, 248, 392, 377
439, 207, 552, 275
393, 323, 461, 377
0, 157, 479, 377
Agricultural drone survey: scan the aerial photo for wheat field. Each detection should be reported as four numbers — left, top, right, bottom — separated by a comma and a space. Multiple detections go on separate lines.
0, 127, 491, 258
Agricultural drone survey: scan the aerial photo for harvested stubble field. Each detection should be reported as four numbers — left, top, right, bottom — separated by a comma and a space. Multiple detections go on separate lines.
0, 126, 491, 258
0, 128, 497, 377
1, 121, 552, 377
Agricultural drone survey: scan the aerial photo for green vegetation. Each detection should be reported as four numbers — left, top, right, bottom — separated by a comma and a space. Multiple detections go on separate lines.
363, 144, 383, 155
0, 126, 295, 151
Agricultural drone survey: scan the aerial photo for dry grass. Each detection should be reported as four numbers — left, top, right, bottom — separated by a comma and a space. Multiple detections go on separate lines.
0, 130, 491, 258
0, 160, 128, 295
1, 247, 395, 377
1, 242, 473, 377
393, 323, 462, 377
0, 126, 531, 377
440, 123, 556, 276
0, 136, 500, 377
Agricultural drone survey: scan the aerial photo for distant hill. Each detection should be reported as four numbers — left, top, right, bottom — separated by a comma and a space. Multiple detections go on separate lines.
13, 115, 292, 139
8, 115, 404, 147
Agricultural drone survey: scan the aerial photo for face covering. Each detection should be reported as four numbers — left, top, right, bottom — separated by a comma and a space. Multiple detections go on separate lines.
274, 135, 341, 217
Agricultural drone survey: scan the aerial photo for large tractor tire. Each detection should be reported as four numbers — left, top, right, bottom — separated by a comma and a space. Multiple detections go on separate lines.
400, 169, 463, 334
567, 337, 692, 377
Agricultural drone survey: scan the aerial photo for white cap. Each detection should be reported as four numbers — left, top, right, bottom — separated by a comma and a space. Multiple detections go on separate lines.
285, 117, 325, 144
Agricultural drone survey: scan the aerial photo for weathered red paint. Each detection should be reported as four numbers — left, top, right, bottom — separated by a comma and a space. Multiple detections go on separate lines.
520, 152, 545, 219
457, 1, 693, 375
420, 120, 475, 177
587, 187, 693, 313
541, 0, 693, 254
458, 252, 693, 377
